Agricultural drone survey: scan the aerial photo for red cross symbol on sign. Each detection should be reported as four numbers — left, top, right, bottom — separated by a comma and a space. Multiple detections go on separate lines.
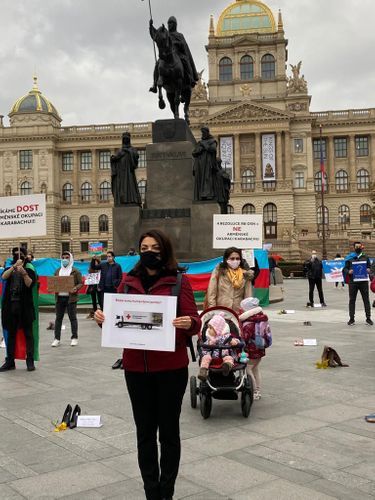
126, 314, 131, 319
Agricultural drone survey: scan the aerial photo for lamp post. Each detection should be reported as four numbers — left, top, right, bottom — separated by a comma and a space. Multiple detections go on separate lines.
319, 124, 327, 260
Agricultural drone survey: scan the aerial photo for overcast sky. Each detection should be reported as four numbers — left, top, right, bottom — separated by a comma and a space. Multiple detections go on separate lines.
1, 0, 375, 127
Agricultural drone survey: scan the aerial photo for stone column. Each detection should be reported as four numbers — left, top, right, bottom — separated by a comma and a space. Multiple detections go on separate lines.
91, 149, 98, 203
255, 133, 262, 181
327, 136, 335, 190
370, 134, 375, 180
348, 135, 356, 189
72, 151, 79, 205
284, 131, 291, 180
234, 134, 241, 183
276, 132, 283, 179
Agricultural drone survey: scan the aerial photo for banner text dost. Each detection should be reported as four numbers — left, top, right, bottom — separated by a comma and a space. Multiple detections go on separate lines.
0, 203, 43, 226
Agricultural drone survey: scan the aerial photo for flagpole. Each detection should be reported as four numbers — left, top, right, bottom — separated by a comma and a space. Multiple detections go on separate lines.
319, 124, 327, 260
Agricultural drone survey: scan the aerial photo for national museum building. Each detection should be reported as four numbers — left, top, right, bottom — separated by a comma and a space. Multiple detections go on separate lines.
0, 0, 374, 260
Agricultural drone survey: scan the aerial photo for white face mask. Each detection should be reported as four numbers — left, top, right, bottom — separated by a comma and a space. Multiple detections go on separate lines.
311, 254, 317, 260
227, 259, 240, 270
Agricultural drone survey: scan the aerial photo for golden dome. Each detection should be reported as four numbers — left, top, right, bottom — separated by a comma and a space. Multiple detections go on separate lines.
217, 0, 276, 36
10, 76, 60, 119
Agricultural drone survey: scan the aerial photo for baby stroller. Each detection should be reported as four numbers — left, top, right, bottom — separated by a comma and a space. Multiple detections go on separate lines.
190, 306, 253, 419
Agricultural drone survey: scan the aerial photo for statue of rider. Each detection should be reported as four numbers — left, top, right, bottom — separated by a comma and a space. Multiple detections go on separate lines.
149, 16, 198, 93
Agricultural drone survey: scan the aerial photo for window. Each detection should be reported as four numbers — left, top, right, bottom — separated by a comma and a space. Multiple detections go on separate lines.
219, 57, 233, 81
20, 181, 32, 195
138, 180, 147, 204
61, 242, 70, 253
61, 216, 71, 234
334, 137, 347, 158
335, 170, 348, 192
99, 181, 111, 201
80, 152, 92, 170
314, 171, 328, 193
99, 214, 109, 232
242, 203, 255, 214
227, 204, 234, 214
40, 183, 47, 194
138, 150, 147, 168
19, 150, 32, 169
80, 215, 90, 233
357, 169, 370, 191
241, 169, 255, 191
360, 204, 372, 223
81, 182, 92, 202
317, 206, 329, 225
294, 139, 303, 153
80, 241, 89, 252
356, 136, 369, 157
294, 172, 305, 188
261, 54, 275, 79
263, 203, 277, 239
62, 152, 73, 171
99, 151, 111, 169
338, 205, 350, 227
313, 139, 327, 160
240, 55, 253, 80
62, 183, 73, 203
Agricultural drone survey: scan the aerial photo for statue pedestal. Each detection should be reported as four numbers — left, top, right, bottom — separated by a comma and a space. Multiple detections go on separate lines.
113, 206, 141, 256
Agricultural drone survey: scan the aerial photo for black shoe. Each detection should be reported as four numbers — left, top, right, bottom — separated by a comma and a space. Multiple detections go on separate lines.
366, 318, 374, 326
26, 356, 35, 372
372, 301, 375, 308
347, 319, 355, 326
306, 302, 313, 307
149, 85, 157, 93
321, 303, 327, 307
112, 358, 123, 370
62, 404, 72, 425
0, 358, 16, 372
69, 404, 81, 429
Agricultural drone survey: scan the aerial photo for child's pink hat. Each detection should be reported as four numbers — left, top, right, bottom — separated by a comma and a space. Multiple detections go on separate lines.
208, 314, 228, 336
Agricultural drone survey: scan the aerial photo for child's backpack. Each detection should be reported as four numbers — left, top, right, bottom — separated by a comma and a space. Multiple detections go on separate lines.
253, 320, 272, 349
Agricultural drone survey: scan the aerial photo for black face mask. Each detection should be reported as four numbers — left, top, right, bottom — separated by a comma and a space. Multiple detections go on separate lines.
355, 248, 362, 254
140, 251, 163, 270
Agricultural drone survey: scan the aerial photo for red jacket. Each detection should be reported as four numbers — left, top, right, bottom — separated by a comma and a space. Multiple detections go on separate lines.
120, 273, 201, 372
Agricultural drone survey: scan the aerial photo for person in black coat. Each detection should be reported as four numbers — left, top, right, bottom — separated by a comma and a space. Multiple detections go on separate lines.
303, 250, 326, 307
96, 251, 122, 309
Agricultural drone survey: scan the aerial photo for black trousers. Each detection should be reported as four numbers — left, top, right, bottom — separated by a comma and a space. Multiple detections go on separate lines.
6, 302, 34, 360
308, 278, 325, 304
54, 296, 78, 339
125, 367, 188, 500
98, 286, 116, 310
349, 282, 371, 320
89, 289, 99, 311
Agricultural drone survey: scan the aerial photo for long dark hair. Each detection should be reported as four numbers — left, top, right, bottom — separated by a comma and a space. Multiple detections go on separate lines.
218, 247, 245, 274
132, 229, 186, 275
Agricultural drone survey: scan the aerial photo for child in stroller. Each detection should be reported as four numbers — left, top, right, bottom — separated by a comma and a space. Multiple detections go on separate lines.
198, 313, 240, 380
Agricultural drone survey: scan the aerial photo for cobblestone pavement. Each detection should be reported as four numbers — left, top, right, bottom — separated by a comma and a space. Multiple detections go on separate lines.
1, 279, 375, 499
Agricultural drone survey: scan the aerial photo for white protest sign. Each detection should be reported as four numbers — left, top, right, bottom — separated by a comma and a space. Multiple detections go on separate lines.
77, 415, 102, 428
242, 249, 254, 268
0, 194, 46, 239
213, 214, 263, 249
85, 272, 101, 285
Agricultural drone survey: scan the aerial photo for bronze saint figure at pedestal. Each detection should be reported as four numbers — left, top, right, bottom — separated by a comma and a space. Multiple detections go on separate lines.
111, 132, 141, 206
192, 127, 218, 201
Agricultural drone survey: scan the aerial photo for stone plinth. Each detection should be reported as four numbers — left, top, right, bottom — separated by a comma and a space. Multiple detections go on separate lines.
113, 206, 141, 255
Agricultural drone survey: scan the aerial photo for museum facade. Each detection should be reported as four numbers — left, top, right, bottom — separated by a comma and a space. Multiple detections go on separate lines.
0, 0, 374, 260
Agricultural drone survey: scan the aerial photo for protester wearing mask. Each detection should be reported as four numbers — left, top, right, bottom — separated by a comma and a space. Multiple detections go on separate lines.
96, 251, 122, 310
206, 247, 254, 313
303, 250, 327, 307
0, 247, 37, 371
51, 252, 83, 347
94, 229, 201, 500
343, 242, 373, 326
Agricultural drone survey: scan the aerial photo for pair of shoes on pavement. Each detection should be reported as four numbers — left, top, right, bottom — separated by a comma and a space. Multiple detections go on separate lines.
51, 338, 78, 347
347, 318, 373, 326
0, 356, 35, 372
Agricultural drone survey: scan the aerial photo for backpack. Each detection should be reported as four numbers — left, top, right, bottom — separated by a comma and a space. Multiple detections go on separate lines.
253, 320, 272, 349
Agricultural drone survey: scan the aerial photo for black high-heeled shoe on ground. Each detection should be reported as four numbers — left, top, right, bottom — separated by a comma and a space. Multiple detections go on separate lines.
69, 404, 81, 429
61, 404, 72, 426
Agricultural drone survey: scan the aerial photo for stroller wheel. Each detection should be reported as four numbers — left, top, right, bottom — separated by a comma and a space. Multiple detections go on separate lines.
190, 376, 197, 409
200, 393, 212, 419
241, 392, 252, 418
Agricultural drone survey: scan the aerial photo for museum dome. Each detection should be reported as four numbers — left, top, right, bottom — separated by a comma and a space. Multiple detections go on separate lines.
9, 76, 61, 119
217, 0, 276, 36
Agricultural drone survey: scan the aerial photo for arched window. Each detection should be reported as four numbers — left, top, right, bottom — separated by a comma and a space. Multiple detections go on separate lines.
261, 54, 275, 79
263, 203, 277, 239
360, 204, 372, 223
20, 181, 32, 195
80, 215, 90, 233
61, 216, 71, 234
99, 181, 111, 201
219, 57, 233, 81
241, 169, 255, 191
314, 171, 328, 193
99, 214, 109, 232
240, 55, 254, 80
338, 205, 350, 227
242, 203, 255, 214
138, 180, 147, 204
357, 169, 370, 191
81, 182, 92, 202
62, 183, 73, 203
227, 204, 234, 214
317, 206, 329, 225
335, 170, 348, 192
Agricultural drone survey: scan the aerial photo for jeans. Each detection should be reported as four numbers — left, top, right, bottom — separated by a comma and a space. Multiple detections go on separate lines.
6, 301, 34, 360
125, 367, 188, 500
348, 282, 371, 320
308, 278, 325, 304
54, 296, 78, 339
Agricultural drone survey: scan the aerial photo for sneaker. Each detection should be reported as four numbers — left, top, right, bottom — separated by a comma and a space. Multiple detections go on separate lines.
366, 318, 374, 326
0, 339, 5, 348
0, 359, 16, 372
71, 339, 78, 346
253, 390, 261, 400
306, 302, 313, 308
51, 339, 61, 347
347, 319, 355, 326
198, 367, 208, 381
321, 303, 327, 307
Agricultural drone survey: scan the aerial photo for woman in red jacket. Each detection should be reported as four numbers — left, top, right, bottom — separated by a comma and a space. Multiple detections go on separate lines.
95, 229, 201, 500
